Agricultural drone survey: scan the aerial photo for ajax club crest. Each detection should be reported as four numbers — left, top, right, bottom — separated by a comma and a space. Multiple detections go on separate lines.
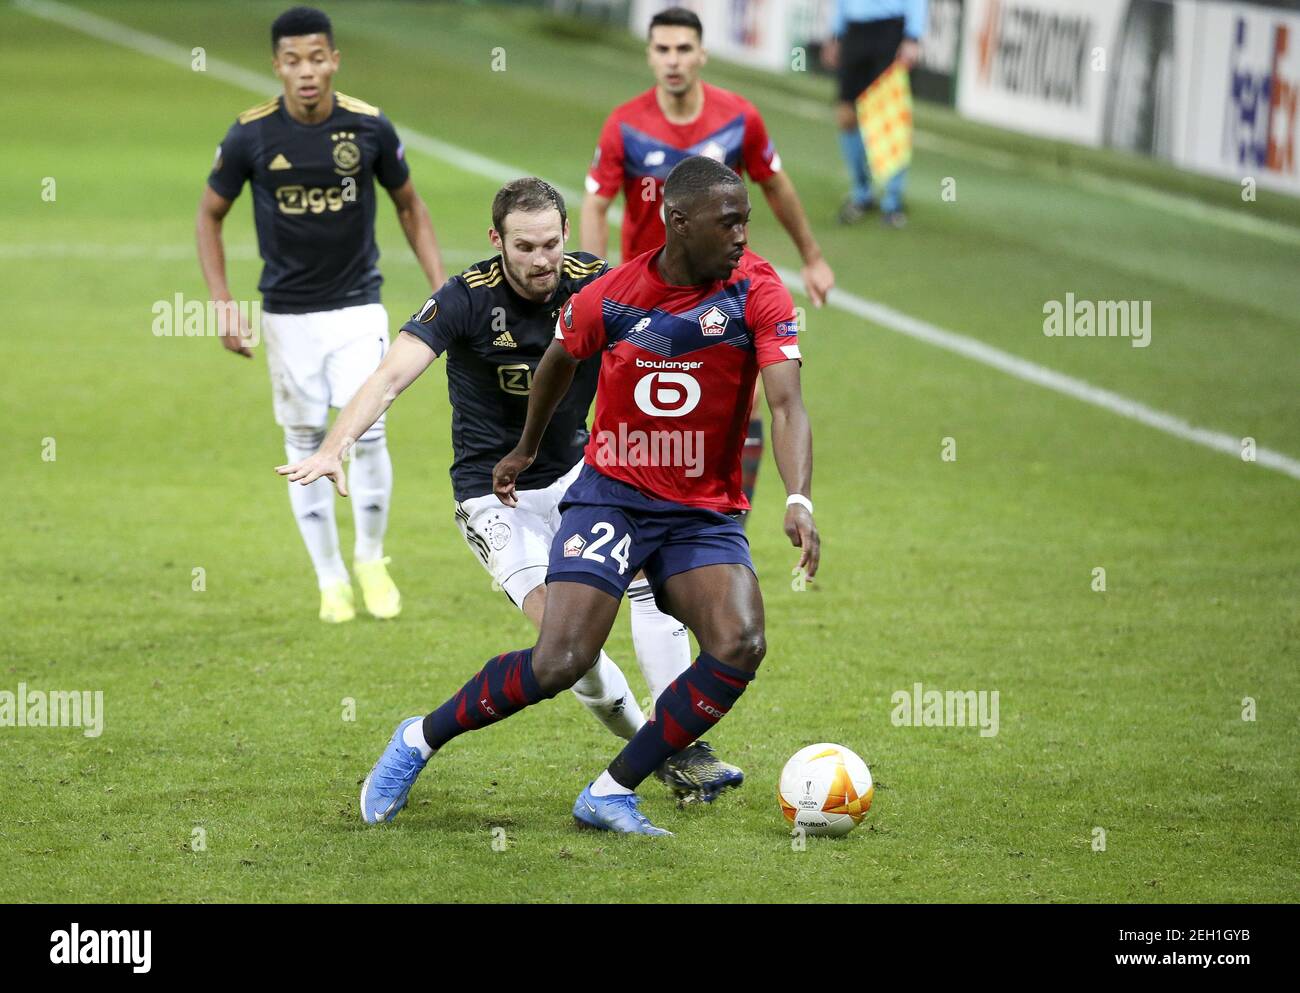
332, 131, 361, 176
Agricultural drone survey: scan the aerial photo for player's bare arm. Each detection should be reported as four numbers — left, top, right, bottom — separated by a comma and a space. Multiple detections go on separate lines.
493, 339, 579, 507
195, 185, 253, 358
762, 357, 819, 577
757, 171, 835, 308
276, 330, 436, 495
579, 191, 614, 258
387, 178, 446, 289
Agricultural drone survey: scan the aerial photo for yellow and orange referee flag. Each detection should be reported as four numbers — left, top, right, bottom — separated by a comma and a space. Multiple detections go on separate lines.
855, 61, 913, 184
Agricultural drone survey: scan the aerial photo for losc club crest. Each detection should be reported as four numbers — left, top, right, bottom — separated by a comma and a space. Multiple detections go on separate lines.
562, 534, 586, 557
698, 304, 728, 337
332, 131, 361, 176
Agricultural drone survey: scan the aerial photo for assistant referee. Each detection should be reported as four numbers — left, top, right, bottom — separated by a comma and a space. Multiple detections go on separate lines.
822, 0, 928, 228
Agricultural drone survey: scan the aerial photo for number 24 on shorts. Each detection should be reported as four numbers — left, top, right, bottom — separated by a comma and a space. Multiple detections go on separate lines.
579, 522, 631, 575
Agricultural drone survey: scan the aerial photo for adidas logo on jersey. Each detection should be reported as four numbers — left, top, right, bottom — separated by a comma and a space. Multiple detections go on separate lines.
268, 154, 293, 171
492, 329, 517, 348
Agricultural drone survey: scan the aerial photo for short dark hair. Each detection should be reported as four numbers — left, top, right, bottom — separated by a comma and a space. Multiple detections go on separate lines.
649, 6, 703, 41
272, 6, 334, 51
492, 177, 567, 236
663, 155, 742, 214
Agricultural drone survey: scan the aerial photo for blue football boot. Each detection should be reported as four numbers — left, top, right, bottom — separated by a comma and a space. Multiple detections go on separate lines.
360, 716, 430, 825
573, 784, 673, 836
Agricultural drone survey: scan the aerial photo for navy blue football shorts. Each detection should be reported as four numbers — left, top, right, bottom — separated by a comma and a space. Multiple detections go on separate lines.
546, 465, 755, 600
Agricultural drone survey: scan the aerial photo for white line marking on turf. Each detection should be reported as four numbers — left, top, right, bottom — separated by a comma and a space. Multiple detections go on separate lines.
19, 0, 1298, 482
783, 274, 1300, 481
0, 242, 480, 265
0, 242, 263, 261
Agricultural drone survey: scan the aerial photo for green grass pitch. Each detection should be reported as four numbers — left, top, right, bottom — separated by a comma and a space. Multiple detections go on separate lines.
1, 0, 1296, 903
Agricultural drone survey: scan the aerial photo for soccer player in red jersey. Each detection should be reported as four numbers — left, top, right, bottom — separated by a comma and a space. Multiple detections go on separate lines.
581, 6, 834, 526
360, 156, 819, 834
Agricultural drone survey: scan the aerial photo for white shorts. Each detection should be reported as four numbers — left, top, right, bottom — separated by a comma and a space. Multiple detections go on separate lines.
262, 303, 389, 429
455, 460, 584, 608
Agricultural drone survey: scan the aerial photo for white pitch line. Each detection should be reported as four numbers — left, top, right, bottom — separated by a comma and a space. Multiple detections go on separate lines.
0, 242, 262, 261
0, 242, 480, 265
15, 0, 1299, 482
787, 273, 1300, 481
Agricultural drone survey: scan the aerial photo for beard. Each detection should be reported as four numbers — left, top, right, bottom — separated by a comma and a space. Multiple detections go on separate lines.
503, 254, 559, 301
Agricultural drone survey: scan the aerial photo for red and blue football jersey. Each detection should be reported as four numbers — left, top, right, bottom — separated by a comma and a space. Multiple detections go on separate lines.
585, 83, 782, 262
555, 247, 801, 513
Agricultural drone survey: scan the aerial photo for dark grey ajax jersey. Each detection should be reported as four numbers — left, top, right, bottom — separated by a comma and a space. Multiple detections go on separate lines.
400, 253, 608, 501
207, 92, 410, 314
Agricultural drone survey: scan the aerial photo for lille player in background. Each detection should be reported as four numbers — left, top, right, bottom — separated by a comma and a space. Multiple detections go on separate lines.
196, 6, 445, 623
360, 156, 819, 835
580, 6, 833, 526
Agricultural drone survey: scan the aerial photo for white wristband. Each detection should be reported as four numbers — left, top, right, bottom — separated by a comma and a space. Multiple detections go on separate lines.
785, 494, 814, 514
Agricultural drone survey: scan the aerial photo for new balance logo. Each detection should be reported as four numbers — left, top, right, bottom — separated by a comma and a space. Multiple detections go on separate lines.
268, 154, 293, 170
492, 329, 517, 348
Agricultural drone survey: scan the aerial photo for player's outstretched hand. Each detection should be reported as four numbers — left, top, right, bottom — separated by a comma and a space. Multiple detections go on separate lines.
214, 300, 254, 358
801, 258, 835, 309
493, 448, 534, 508
276, 450, 348, 497
784, 505, 820, 579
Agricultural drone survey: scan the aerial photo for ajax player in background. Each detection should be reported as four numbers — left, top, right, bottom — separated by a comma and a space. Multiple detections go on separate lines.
197, 6, 445, 623
359, 156, 819, 835
581, 6, 833, 524
278, 178, 744, 803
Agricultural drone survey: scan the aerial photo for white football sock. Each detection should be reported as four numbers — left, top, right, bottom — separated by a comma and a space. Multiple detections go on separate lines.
402, 717, 434, 759
628, 579, 692, 704
348, 433, 392, 563
590, 769, 633, 797
570, 651, 645, 740
285, 431, 348, 588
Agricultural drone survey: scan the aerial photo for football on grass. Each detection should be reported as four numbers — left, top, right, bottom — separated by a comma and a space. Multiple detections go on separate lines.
778, 743, 873, 837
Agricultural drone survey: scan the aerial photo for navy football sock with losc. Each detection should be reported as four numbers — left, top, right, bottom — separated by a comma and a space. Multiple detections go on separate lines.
606, 651, 754, 789
423, 648, 552, 751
